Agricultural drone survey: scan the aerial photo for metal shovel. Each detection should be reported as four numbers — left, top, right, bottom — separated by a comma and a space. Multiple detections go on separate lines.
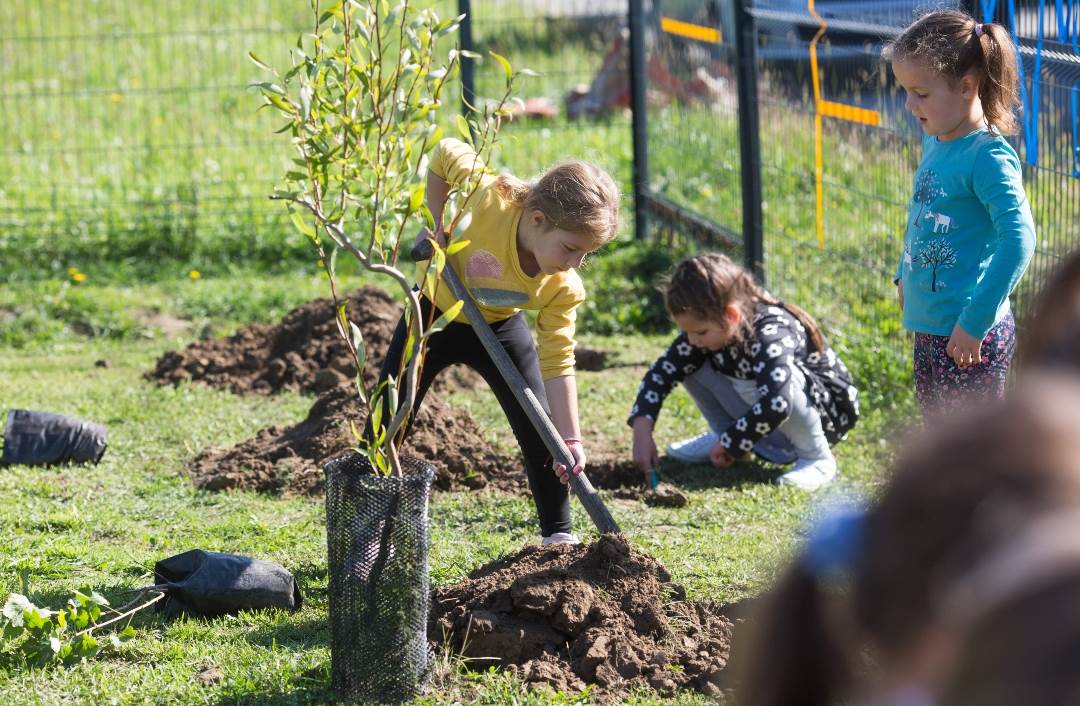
411, 233, 620, 535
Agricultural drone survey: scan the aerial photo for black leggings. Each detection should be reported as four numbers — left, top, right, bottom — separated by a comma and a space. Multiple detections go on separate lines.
374, 297, 572, 537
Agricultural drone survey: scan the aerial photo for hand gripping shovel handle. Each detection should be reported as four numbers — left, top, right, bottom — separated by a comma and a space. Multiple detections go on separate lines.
412, 235, 621, 534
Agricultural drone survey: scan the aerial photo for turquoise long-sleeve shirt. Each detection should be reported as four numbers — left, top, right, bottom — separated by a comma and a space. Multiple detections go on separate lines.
895, 128, 1035, 339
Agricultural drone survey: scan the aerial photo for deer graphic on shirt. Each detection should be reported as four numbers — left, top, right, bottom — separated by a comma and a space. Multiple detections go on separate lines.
923, 211, 954, 234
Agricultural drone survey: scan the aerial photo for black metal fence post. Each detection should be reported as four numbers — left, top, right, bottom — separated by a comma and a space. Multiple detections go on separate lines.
629, 0, 649, 240
459, 0, 476, 118
734, 0, 764, 282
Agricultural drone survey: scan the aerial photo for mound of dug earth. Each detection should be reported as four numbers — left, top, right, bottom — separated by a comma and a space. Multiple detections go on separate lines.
430, 534, 733, 700
190, 386, 525, 495
148, 285, 420, 395
149, 284, 601, 394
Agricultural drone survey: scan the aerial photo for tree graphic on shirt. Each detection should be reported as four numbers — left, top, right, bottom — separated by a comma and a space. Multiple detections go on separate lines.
912, 169, 946, 227
917, 238, 957, 292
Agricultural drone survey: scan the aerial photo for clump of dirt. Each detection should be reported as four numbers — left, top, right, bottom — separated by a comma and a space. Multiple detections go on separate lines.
430, 534, 733, 700
586, 458, 689, 507
189, 385, 526, 496
147, 285, 477, 396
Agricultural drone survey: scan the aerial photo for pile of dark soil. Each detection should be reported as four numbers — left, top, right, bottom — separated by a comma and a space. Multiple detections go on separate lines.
189, 386, 525, 496
148, 285, 400, 395
430, 534, 733, 700
148, 284, 606, 394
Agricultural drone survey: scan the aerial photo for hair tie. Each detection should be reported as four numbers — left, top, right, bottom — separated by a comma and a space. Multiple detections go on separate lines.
801, 505, 866, 581
974, 23, 985, 38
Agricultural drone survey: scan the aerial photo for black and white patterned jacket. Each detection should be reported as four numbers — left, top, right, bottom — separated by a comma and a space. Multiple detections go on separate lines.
629, 303, 859, 458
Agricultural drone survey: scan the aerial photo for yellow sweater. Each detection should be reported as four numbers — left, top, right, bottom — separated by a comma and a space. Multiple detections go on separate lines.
419, 138, 584, 380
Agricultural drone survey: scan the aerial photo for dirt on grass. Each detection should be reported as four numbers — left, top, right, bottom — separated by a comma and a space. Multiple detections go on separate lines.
588, 458, 689, 507
189, 385, 526, 496
430, 534, 734, 700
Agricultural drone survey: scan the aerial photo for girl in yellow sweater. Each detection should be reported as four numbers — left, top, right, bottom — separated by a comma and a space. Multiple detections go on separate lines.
380, 138, 619, 545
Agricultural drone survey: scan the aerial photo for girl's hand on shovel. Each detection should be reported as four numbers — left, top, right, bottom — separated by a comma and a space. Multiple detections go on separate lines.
554, 439, 586, 486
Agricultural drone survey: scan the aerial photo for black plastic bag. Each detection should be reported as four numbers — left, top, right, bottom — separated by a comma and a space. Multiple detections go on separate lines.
1, 409, 107, 466
154, 549, 303, 618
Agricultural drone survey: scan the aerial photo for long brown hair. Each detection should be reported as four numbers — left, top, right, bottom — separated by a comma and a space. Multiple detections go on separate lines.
884, 9, 1021, 135
492, 160, 620, 249
662, 252, 826, 352
736, 374, 1080, 706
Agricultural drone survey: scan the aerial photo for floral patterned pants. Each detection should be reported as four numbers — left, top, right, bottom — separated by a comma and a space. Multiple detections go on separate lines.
913, 313, 1016, 419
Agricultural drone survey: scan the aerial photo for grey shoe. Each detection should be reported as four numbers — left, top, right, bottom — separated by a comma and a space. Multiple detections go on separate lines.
667, 431, 718, 463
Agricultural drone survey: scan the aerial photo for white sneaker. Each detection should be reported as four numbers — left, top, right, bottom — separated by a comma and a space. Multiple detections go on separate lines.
777, 456, 837, 491
667, 431, 718, 463
541, 532, 580, 546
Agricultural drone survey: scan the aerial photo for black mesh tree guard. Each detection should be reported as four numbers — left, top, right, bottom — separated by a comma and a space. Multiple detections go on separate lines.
324, 453, 435, 703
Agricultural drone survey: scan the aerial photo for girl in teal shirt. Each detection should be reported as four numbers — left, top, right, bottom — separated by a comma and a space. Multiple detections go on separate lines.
887, 10, 1036, 417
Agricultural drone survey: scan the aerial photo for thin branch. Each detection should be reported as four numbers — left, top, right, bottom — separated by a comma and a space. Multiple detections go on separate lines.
74, 591, 165, 637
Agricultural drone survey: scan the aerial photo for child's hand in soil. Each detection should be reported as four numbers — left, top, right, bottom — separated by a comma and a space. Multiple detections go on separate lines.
709, 442, 735, 468
630, 417, 658, 485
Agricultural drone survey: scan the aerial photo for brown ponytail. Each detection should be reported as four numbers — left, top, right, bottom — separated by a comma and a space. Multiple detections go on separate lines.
976, 22, 1021, 135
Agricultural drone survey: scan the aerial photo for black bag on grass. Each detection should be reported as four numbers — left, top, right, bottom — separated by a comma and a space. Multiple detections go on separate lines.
325, 454, 434, 704
1, 409, 107, 466
154, 549, 303, 618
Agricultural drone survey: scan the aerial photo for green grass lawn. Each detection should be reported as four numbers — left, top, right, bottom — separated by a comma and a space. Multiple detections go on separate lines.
0, 269, 911, 705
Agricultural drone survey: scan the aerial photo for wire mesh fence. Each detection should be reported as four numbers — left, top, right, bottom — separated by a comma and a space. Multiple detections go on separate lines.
0, 1, 318, 280
0, 1, 632, 281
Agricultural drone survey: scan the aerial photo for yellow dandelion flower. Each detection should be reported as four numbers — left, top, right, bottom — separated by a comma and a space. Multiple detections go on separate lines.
110, 93, 123, 103
72, 272, 87, 283
67, 266, 79, 276
188, 270, 201, 280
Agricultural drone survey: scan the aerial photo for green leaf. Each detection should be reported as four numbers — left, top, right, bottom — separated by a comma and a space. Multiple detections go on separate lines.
408, 185, 424, 213
428, 299, 464, 335
2, 594, 34, 626
118, 625, 136, 641
290, 211, 317, 240
299, 85, 313, 121
490, 51, 512, 81
350, 321, 366, 374
446, 239, 470, 256
249, 81, 286, 96
73, 632, 98, 658
248, 51, 273, 72
454, 114, 471, 141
